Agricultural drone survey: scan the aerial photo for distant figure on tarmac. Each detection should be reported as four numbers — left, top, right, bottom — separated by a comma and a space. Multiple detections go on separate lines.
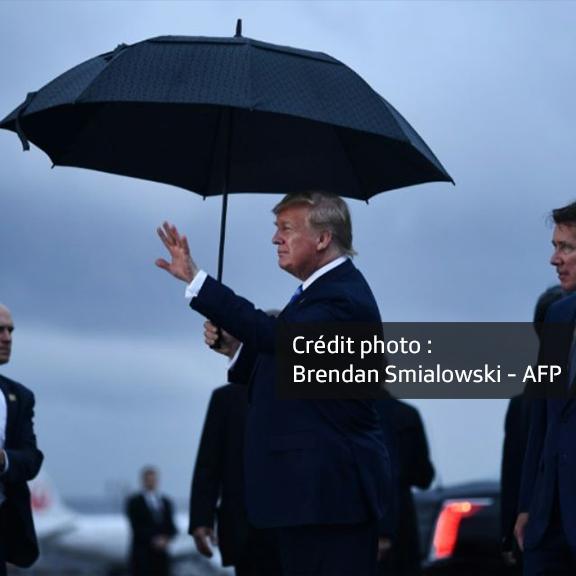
126, 466, 177, 576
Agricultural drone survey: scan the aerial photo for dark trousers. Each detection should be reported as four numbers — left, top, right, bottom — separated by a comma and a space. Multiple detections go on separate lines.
524, 493, 576, 576
0, 507, 5, 576
235, 527, 282, 576
130, 547, 170, 576
278, 521, 378, 576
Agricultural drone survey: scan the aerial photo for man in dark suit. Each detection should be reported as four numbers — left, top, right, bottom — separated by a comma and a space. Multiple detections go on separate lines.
0, 304, 44, 576
375, 393, 434, 576
500, 285, 564, 570
190, 381, 281, 576
156, 191, 391, 576
126, 466, 177, 576
515, 201, 576, 574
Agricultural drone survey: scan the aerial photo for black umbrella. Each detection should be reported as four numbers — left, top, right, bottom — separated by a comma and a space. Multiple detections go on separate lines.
1, 20, 453, 280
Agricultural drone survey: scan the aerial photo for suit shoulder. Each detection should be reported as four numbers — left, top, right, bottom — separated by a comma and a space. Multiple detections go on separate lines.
212, 383, 240, 397
306, 262, 381, 321
211, 383, 246, 404
126, 493, 142, 506
395, 399, 420, 416
0, 375, 34, 400
391, 399, 423, 428
547, 293, 576, 320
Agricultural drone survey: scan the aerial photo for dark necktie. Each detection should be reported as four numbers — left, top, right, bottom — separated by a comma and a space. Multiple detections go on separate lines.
288, 285, 303, 306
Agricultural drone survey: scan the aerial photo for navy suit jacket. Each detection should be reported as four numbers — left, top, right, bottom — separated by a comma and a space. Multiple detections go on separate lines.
0, 375, 44, 568
519, 294, 576, 549
500, 394, 531, 550
191, 259, 391, 528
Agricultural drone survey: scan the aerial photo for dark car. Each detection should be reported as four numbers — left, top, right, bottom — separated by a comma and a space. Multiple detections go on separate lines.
415, 481, 513, 576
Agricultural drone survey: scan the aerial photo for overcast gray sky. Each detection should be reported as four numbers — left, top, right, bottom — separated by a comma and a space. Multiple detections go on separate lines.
1, 1, 575, 499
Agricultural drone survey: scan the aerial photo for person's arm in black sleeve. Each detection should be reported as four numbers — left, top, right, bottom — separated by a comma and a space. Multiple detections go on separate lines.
164, 497, 178, 539
228, 344, 257, 386
403, 409, 434, 490
189, 388, 225, 532
501, 396, 522, 553
189, 388, 226, 558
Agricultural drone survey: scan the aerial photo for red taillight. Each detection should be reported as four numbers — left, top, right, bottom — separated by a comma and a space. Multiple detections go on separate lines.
31, 486, 51, 512
431, 499, 490, 560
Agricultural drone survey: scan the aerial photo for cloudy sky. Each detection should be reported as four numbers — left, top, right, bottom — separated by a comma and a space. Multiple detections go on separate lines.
1, 1, 575, 500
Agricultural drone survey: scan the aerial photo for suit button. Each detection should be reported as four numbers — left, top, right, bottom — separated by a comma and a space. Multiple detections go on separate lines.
560, 453, 568, 465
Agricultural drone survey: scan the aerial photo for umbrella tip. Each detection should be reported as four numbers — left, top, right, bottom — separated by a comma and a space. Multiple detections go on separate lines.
235, 18, 242, 37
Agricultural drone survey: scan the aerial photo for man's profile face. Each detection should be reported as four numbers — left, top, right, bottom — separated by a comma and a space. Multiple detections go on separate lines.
0, 307, 14, 366
142, 470, 158, 491
272, 204, 323, 281
551, 224, 576, 292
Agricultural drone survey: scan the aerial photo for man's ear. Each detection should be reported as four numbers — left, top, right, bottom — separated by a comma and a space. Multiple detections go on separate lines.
316, 229, 333, 251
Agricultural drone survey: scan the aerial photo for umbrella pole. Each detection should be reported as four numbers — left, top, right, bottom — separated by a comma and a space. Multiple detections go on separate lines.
211, 108, 234, 349
216, 189, 228, 283
216, 107, 234, 283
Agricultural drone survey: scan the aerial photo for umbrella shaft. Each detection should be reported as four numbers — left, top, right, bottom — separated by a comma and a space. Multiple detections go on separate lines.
217, 190, 228, 282
216, 107, 234, 282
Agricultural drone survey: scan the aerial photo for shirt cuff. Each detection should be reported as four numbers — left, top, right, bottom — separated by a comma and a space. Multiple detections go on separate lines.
185, 270, 208, 301
228, 343, 243, 369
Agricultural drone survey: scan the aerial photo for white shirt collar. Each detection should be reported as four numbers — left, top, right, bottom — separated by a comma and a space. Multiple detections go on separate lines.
302, 256, 348, 291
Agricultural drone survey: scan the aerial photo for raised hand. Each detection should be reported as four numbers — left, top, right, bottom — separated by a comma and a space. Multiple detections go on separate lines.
155, 221, 198, 283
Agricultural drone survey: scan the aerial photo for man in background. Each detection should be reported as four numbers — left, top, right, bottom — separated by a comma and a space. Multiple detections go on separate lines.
190, 322, 282, 576
515, 201, 576, 574
500, 285, 564, 571
376, 393, 435, 576
0, 303, 44, 575
126, 466, 177, 576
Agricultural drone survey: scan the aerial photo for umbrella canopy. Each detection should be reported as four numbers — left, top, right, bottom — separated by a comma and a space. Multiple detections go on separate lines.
1, 27, 452, 198
1, 22, 453, 278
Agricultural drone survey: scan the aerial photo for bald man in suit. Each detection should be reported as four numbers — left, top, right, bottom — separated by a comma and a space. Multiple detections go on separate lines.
0, 304, 44, 575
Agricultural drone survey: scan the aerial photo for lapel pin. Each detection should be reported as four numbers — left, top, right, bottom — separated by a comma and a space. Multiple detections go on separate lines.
8, 394, 17, 402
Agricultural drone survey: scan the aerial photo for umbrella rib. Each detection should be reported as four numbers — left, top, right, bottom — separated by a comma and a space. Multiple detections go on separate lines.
331, 125, 367, 201
378, 97, 453, 183
72, 47, 129, 105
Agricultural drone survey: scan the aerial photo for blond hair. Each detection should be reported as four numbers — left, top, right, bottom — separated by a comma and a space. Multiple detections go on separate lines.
273, 191, 356, 257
